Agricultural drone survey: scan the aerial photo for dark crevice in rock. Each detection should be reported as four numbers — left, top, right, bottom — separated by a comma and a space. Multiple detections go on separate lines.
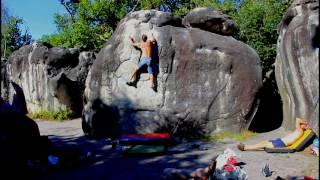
249, 74, 283, 133
311, 25, 319, 48
171, 111, 191, 136
206, 81, 228, 121
243, 97, 260, 130
82, 98, 120, 139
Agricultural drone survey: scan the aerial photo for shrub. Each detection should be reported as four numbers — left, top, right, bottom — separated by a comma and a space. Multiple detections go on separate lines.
206, 130, 256, 141
28, 109, 72, 121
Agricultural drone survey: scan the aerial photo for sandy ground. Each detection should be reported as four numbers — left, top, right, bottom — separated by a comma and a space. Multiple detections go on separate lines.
34, 118, 319, 180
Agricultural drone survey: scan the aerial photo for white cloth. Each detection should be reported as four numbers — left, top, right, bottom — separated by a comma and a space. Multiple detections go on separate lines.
215, 148, 238, 170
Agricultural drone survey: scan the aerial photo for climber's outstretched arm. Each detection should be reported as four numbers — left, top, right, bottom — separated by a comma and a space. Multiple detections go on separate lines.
129, 36, 141, 48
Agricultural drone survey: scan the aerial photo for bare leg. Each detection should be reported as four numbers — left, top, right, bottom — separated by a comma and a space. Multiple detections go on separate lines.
128, 69, 138, 82
243, 141, 274, 151
150, 74, 156, 88
150, 74, 157, 92
126, 69, 139, 87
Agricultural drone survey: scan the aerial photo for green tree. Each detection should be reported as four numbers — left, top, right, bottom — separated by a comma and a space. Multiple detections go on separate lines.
59, 0, 80, 22
1, 16, 32, 58
232, 0, 291, 76
168, 0, 239, 16
42, 0, 290, 67
128, 0, 190, 13
42, 0, 225, 50
1, 2, 32, 58
42, 0, 127, 51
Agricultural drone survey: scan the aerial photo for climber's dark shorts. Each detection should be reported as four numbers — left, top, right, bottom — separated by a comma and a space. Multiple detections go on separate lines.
269, 138, 286, 148
137, 57, 156, 74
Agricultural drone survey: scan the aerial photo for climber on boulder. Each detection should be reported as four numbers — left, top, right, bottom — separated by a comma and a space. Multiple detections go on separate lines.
126, 32, 158, 92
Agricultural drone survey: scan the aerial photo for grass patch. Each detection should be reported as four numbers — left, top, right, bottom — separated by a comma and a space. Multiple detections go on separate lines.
204, 130, 256, 142
28, 109, 72, 121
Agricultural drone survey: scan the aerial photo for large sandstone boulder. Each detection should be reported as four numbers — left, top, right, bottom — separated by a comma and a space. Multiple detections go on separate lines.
82, 10, 262, 138
6, 42, 94, 116
182, 7, 239, 36
275, 0, 319, 133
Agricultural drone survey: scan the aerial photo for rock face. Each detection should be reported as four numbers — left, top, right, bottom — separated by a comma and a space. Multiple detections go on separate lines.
1, 58, 10, 100
82, 10, 262, 138
182, 7, 239, 36
275, 0, 319, 133
6, 42, 94, 116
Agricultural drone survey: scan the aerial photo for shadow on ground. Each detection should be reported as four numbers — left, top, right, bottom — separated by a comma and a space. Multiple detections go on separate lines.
35, 135, 220, 180
21, 118, 319, 180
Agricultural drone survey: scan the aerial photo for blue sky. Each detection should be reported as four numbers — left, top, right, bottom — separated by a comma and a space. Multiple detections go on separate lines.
3, 0, 66, 40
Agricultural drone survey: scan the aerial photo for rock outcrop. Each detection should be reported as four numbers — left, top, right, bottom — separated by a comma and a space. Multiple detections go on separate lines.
82, 10, 262, 138
182, 7, 239, 36
1, 58, 10, 100
6, 42, 94, 116
275, 0, 319, 133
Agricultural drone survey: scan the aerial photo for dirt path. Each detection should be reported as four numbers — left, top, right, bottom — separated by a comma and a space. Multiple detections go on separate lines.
35, 119, 319, 180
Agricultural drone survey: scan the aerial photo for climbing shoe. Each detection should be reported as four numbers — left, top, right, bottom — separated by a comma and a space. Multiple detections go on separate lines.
126, 81, 137, 88
151, 85, 157, 92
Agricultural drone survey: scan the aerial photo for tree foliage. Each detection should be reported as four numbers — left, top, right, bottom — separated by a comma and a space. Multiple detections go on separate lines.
232, 0, 291, 75
42, 0, 290, 77
1, 3, 32, 58
42, 0, 127, 51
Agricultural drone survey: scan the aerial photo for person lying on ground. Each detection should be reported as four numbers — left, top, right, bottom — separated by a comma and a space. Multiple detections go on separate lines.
237, 117, 310, 151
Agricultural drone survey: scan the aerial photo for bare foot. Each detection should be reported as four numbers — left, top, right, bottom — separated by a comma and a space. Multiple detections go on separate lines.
237, 143, 245, 151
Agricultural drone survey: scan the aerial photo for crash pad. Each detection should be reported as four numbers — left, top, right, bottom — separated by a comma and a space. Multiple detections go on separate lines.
265, 129, 316, 153
124, 145, 166, 155
117, 132, 172, 146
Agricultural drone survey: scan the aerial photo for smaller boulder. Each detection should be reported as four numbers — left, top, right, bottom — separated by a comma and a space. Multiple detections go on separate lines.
182, 7, 239, 36
6, 42, 95, 116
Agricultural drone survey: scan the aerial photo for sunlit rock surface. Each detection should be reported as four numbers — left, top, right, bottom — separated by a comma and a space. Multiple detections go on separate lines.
275, 0, 319, 134
6, 42, 94, 116
82, 10, 262, 138
182, 7, 239, 36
